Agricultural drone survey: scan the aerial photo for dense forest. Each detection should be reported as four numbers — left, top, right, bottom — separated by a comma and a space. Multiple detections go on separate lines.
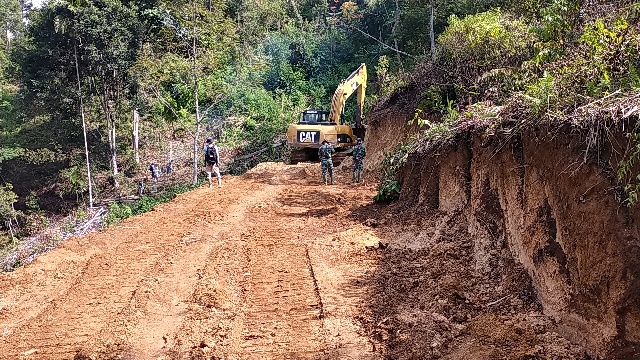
1, 0, 639, 253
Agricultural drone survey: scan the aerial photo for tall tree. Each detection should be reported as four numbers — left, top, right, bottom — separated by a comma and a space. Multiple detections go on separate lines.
136, 0, 236, 184
24, 1, 152, 178
0, 0, 23, 50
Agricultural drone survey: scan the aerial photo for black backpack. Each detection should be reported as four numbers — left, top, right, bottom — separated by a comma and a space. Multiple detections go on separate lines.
205, 145, 218, 164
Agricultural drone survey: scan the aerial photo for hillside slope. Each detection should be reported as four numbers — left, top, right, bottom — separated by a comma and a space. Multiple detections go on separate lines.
363, 83, 640, 358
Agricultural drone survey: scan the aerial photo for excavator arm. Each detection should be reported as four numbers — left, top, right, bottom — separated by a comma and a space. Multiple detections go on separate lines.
328, 63, 367, 129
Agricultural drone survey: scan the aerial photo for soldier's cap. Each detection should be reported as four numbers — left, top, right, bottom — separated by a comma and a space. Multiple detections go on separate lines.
206, 137, 213, 144
322, 139, 328, 144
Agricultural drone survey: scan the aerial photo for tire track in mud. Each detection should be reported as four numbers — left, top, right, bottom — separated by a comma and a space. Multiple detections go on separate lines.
0, 225, 150, 341
120, 183, 273, 359
238, 226, 325, 357
83, 186, 258, 359
0, 221, 184, 359
165, 183, 327, 359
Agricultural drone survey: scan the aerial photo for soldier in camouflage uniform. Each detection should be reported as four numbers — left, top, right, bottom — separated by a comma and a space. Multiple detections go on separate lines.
318, 139, 335, 185
352, 138, 366, 183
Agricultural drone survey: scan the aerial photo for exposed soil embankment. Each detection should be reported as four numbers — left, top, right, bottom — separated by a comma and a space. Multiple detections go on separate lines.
393, 126, 640, 358
364, 74, 640, 356
364, 85, 422, 173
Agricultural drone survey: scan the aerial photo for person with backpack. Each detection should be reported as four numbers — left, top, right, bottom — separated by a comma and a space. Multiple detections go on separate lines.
204, 137, 222, 188
149, 163, 159, 183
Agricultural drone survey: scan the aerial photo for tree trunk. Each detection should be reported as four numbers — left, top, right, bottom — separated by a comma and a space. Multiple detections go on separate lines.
192, 126, 199, 184
191, 0, 200, 185
99, 81, 118, 178
108, 117, 118, 176
392, 0, 402, 69
74, 43, 93, 208
132, 109, 140, 164
430, 0, 436, 60
192, 69, 200, 184
192, 70, 201, 184
8, 218, 15, 244
289, 0, 304, 30
5, 25, 9, 50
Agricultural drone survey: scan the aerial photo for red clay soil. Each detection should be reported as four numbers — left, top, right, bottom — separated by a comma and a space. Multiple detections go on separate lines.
0, 163, 587, 359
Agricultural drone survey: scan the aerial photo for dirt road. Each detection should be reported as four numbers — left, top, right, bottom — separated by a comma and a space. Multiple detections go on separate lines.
0, 163, 588, 359
0, 163, 381, 359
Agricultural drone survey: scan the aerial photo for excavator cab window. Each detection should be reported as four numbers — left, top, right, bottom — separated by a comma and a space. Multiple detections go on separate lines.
298, 110, 333, 125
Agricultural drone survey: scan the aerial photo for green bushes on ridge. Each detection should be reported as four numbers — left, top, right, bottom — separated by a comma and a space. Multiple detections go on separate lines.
438, 9, 537, 101
103, 182, 200, 227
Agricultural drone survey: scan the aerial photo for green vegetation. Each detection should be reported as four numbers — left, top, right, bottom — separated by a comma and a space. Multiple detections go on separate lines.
398, 1, 640, 204
1, 0, 639, 244
103, 182, 201, 226
375, 142, 413, 203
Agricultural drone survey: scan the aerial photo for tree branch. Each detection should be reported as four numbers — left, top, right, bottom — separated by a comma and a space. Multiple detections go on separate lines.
339, 22, 414, 58
201, 93, 225, 119
150, 86, 196, 138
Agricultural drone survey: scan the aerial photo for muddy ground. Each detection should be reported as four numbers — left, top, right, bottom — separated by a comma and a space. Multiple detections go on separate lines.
0, 163, 589, 359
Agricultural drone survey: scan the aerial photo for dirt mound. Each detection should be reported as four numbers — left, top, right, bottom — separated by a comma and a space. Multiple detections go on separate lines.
342, 201, 589, 360
244, 161, 316, 184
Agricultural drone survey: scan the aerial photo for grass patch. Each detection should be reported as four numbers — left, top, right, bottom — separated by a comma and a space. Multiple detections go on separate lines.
103, 181, 202, 226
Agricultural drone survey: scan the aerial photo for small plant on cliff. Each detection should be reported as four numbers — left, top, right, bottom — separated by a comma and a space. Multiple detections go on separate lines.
618, 128, 640, 206
375, 142, 412, 203
411, 92, 459, 141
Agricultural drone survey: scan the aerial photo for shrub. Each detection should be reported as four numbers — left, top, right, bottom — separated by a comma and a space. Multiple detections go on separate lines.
0, 184, 20, 237
25, 191, 40, 214
103, 202, 133, 227
374, 179, 401, 203
102, 181, 199, 227
59, 165, 88, 202
524, 71, 557, 114
375, 142, 413, 203
438, 10, 535, 71
535, 0, 581, 44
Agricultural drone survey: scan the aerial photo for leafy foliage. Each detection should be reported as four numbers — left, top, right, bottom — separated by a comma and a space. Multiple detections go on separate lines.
374, 179, 402, 203
374, 142, 413, 203
59, 165, 89, 201
437, 9, 536, 101
103, 181, 200, 226
0, 183, 19, 224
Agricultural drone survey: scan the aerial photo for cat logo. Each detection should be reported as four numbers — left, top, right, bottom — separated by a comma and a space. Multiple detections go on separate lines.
297, 131, 320, 143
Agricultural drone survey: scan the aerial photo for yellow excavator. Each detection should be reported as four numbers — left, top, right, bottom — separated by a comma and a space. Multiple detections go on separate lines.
286, 63, 367, 165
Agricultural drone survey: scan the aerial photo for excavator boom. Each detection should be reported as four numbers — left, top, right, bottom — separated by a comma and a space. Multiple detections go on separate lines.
329, 63, 367, 131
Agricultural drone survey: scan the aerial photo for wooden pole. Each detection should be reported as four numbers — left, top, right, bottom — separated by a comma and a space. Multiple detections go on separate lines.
74, 43, 94, 208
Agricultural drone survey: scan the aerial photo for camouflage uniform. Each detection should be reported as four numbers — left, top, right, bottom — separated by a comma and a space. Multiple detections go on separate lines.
352, 141, 366, 183
318, 142, 335, 185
